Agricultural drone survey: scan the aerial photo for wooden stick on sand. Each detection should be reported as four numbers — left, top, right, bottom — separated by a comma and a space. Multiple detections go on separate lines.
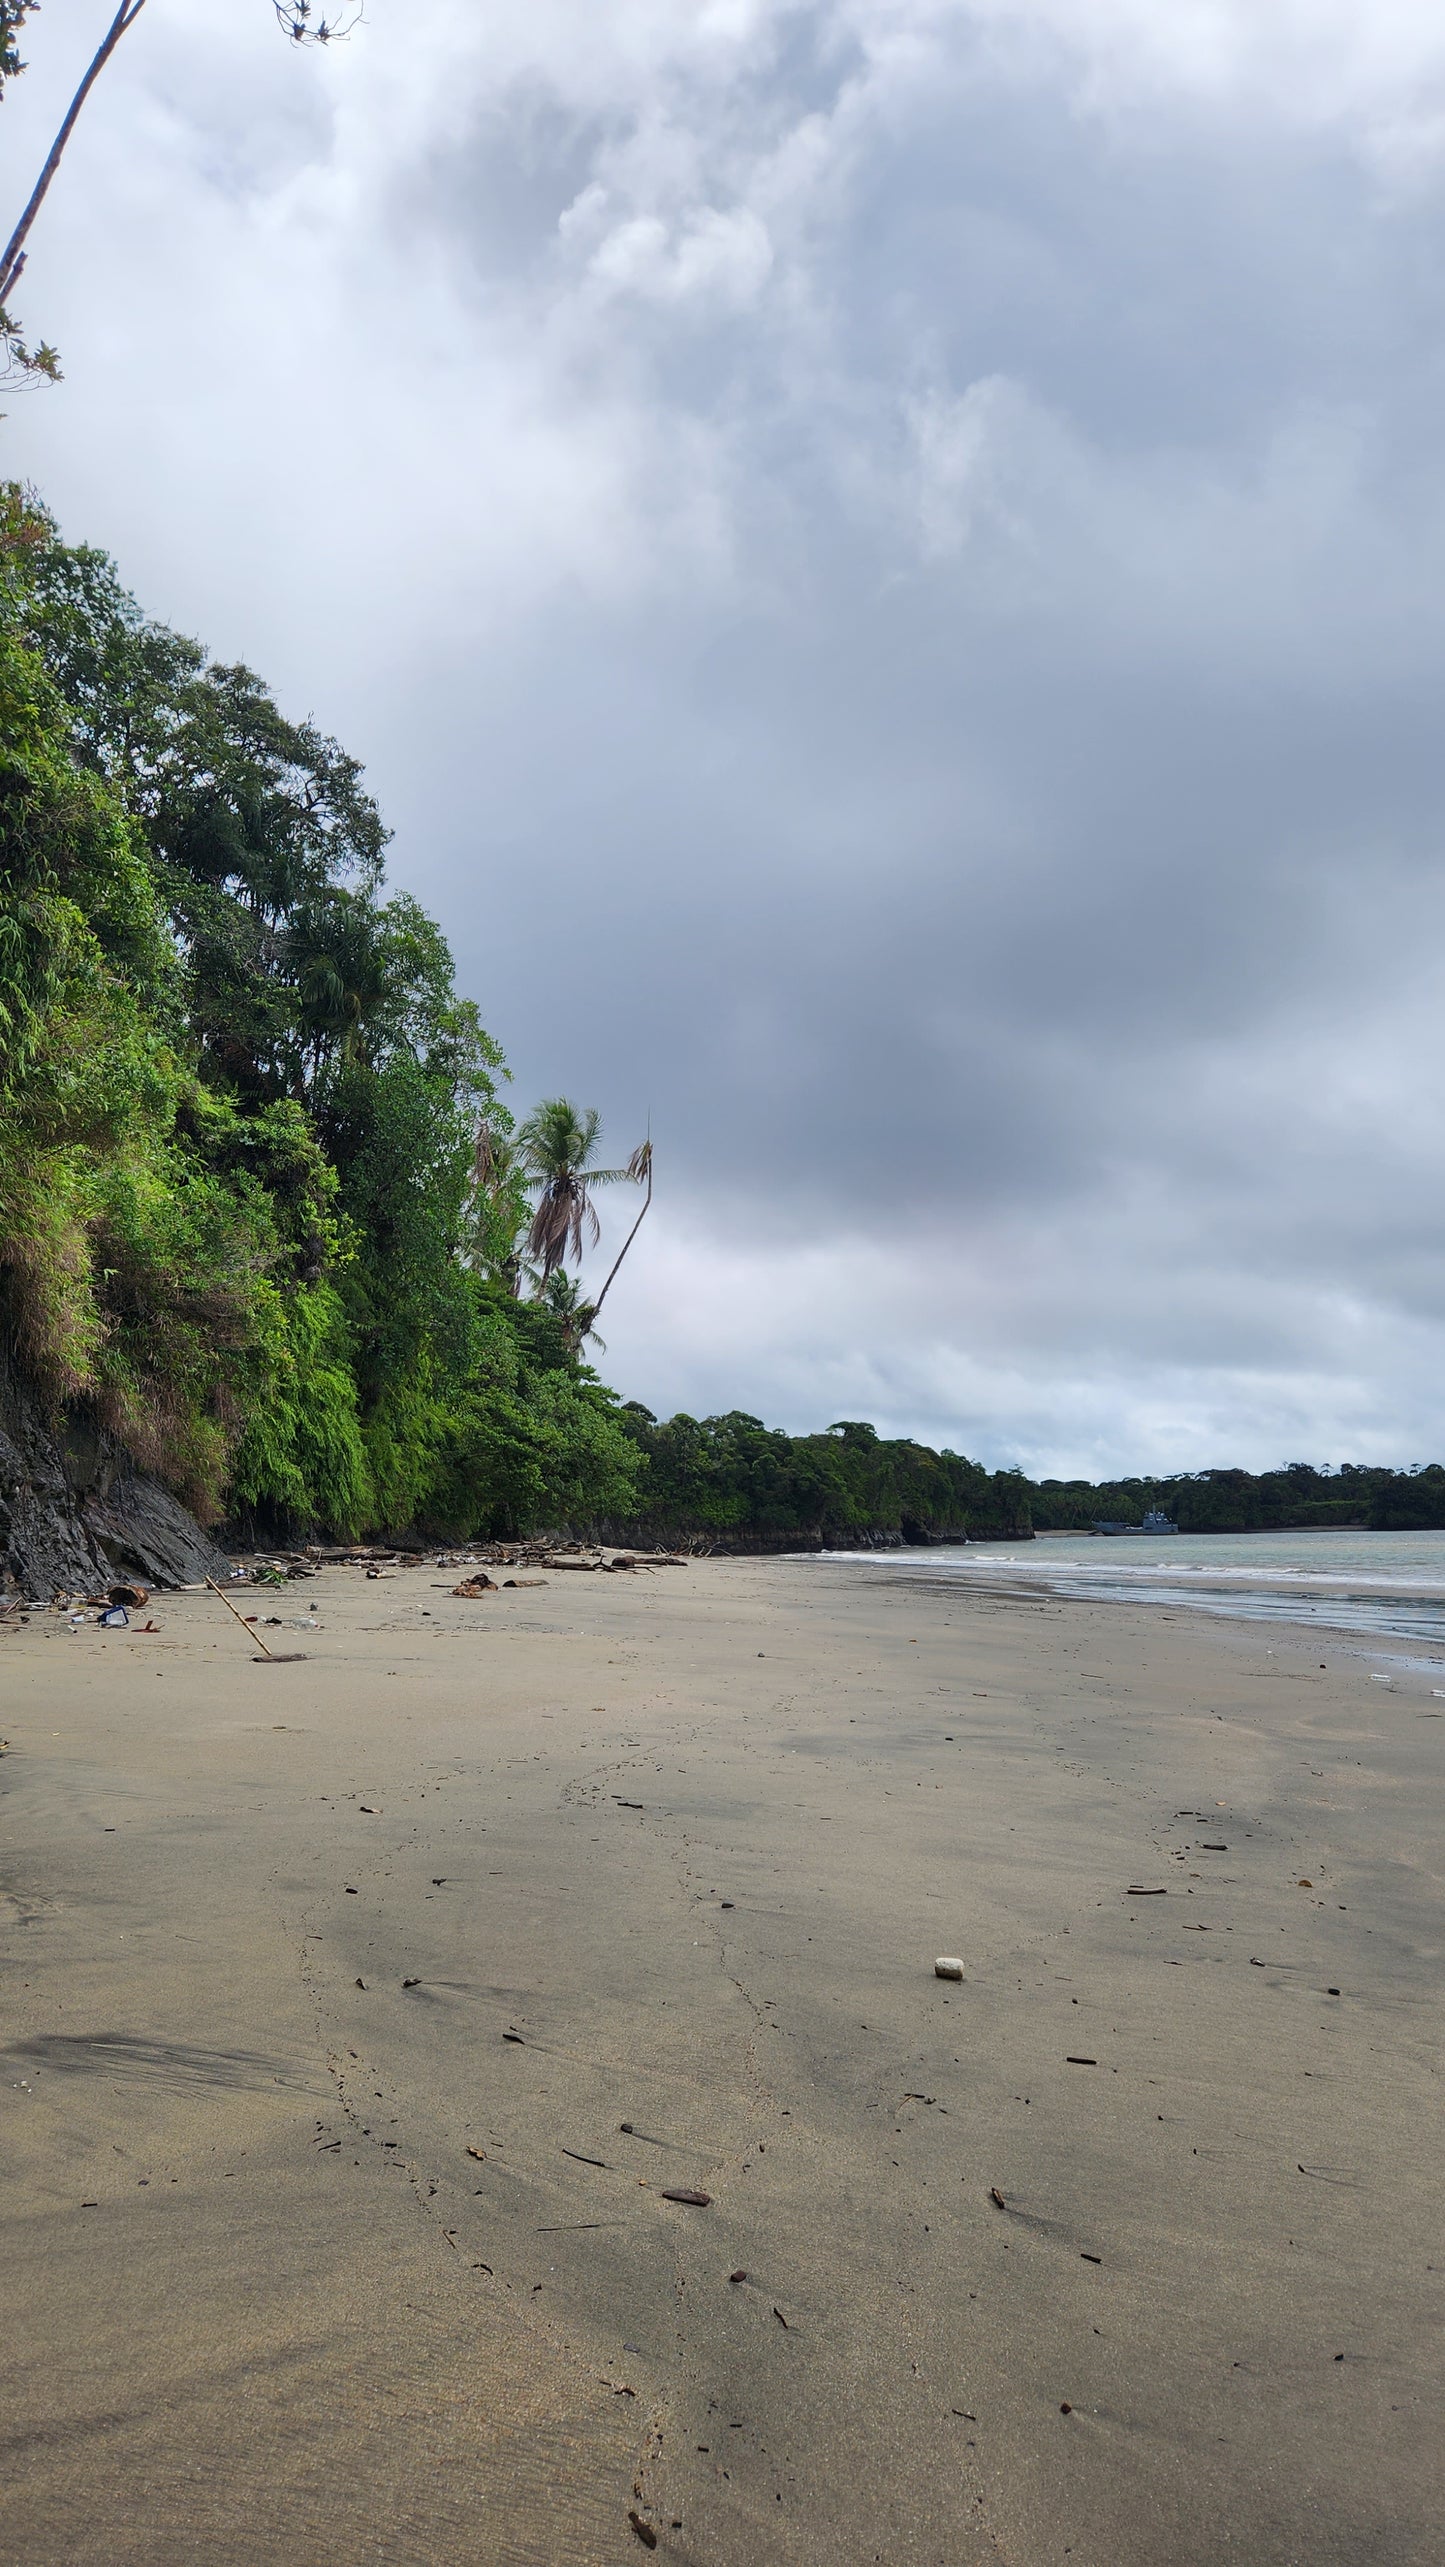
205, 1575, 306, 1663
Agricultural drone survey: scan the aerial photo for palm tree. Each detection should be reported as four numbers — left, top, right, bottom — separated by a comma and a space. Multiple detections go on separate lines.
514, 1101, 654, 1341
469, 1122, 530, 1294
588, 1136, 652, 1331
516, 1100, 631, 1280
539, 1266, 606, 1354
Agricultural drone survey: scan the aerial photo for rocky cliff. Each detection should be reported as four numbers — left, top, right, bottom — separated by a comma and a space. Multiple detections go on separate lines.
0, 1352, 232, 1596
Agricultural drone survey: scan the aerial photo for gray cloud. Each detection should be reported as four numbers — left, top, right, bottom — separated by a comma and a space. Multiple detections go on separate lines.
10, 0, 1445, 1469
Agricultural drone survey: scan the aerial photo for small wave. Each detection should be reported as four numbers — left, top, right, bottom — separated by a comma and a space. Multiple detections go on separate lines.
819, 1533, 1445, 1646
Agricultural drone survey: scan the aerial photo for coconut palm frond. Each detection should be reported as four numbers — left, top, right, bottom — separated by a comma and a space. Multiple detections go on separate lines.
535, 1265, 606, 1354
517, 1096, 624, 1280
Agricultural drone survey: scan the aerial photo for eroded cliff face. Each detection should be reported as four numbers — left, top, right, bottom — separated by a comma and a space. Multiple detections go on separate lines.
0, 1352, 232, 1595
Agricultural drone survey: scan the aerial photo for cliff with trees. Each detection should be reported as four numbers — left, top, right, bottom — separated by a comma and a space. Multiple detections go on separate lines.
5, 487, 1440, 1586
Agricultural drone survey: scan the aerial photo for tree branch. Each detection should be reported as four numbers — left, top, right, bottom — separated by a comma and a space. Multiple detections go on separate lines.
0, 0, 147, 306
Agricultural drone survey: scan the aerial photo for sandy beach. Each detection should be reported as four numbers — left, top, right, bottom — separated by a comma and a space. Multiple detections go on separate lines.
2, 1554, 1440, 2565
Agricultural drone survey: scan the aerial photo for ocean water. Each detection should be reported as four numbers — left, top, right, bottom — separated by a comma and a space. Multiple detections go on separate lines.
821, 1527, 1445, 1656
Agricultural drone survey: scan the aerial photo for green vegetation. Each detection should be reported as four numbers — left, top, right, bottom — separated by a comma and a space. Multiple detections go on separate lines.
7, 484, 1444, 1559
1025, 1462, 1445, 1535
607, 1414, 1032, 1548
0, 483, 643, 1542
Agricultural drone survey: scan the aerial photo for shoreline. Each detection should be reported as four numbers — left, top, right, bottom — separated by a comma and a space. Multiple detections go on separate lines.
3, 1554, 1440, 2563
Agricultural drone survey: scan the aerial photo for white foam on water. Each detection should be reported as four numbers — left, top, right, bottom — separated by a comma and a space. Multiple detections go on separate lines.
820, 1527, 1445, 1646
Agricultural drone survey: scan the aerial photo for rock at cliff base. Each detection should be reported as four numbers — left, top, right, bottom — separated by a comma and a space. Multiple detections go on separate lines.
1, 1356, 233, 1596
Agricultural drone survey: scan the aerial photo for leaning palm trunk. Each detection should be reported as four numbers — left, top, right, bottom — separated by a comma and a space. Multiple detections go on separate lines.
0, 5, 149, 314
587, 1141, 653, 1330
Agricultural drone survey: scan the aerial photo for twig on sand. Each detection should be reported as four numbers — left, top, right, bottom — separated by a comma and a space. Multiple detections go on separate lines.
205, 1575, 306, 1662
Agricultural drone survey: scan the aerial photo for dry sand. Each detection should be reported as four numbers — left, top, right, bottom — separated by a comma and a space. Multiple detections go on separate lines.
1, 1554, 1440, 2565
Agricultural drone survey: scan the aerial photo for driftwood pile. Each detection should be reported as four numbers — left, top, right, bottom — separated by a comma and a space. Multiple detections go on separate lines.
217, 1541, 687, 1605
451, 1545, 685, 1598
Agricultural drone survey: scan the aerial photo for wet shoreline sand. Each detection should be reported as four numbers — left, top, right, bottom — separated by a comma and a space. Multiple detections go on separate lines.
2, 1555, 1440, 2563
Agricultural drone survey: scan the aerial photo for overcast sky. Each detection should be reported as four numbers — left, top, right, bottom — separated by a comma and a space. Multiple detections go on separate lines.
9, 0, 1445, 1475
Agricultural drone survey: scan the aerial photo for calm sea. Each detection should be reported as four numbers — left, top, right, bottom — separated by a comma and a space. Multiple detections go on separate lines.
822, 1527, 1445, 1659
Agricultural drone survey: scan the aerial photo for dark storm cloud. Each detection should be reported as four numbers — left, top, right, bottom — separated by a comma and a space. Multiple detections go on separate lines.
10, 0, 1445, 1466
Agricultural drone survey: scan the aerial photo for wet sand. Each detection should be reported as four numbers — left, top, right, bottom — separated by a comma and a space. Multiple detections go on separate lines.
2, 1555, 1440, 2565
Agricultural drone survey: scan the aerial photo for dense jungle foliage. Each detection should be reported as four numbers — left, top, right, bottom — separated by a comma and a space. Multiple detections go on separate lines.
0, 482, 643, 1540
608, 1412, 1033, 1546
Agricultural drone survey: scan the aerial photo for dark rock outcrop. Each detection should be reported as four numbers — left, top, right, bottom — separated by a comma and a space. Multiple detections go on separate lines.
0, 1353, 232, 1595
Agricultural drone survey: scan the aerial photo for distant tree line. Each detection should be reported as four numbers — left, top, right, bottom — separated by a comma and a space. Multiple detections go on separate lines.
1025, 1462, 1445, 1535
605, 1414, 1033, 1550
597, 1447, 1445, 1551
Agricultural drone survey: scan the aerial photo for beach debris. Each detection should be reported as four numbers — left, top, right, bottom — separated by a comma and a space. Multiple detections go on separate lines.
628, 2513, 658, 2550
453, 1573, 497, 1597
1065, 2056, 1097, 2066
1201, 1841, 1228, 1851
562, 2147, 611, 2168
1126, 1886, 1166, 1895
1297, 1879, 1313, 1888
660, 2187, 712, 2207
990, 2187, 1007, 2210
345, 1885, 357, 1895
355, 1978, 366, 1989
108, 1582, 149, 1608
729, 2268, 747, 2283
467, 2146, 486, 2163
934, 1956, 965, 1980
402, 1977, 420, 1989
1080, 2252, 1101, 2264
1059, 2402, 1073, 2415
205, 1573, 304, 1662
100, 1605, 129, 1627
772, 2304, 790, 2328
720, 1900, 735, 1909
503, 2031, 525, 2044
613, 1798, 644, 1810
